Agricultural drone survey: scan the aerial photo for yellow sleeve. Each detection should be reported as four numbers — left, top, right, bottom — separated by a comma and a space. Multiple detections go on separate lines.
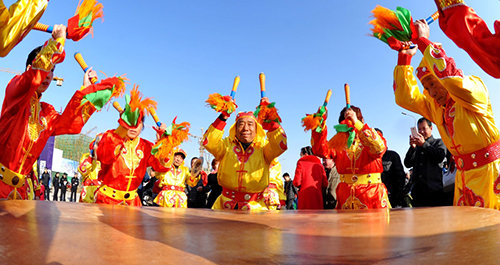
0, 0, 48, 57
393, 65, 444, 126
31, 37, 65, 71
203, 121, 227, 161
354, 121, 386, 156
263, 127, 288, 165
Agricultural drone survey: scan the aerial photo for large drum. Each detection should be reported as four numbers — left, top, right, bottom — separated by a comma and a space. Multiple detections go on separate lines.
0, 201, 498, 264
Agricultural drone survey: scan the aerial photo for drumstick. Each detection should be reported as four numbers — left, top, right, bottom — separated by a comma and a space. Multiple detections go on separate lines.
344, 83, 351, 109
230, 76, 240, 99
112, 101, 123, 113
259, 72, 266, 98
74, 52, 98, 84
148, 107, 162, 127
323, 89, 332, 107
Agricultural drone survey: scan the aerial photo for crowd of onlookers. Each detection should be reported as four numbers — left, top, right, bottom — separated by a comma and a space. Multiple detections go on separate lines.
38, 169, 79, 202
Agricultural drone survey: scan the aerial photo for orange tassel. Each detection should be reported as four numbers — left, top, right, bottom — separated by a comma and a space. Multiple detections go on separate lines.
301, 114, 322, 132
109, 75, 128, 99
370, 5, 402, 32
328, 132, 349, 152
129, 85, 157, 114
256, 104, 281, 124
152, 121, 191, 161
75, 0, 104, 25
206, 93, 237, 114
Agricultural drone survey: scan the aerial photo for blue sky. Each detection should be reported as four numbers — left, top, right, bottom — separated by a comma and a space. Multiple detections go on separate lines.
1, 1, 500, 177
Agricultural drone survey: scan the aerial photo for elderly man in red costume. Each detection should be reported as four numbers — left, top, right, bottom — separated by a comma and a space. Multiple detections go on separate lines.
310, 106, 389, 210
203, 95, 287, 210
94, 88, 186, 206
0, 24, 122, 200
433, 0, 500, 78
394, 20, 500, 209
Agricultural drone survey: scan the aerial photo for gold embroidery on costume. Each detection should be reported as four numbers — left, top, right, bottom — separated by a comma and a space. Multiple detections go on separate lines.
436, 0, 465, 10
342, 194, 368, 210
122, 137, 141, 171
31, 39, 62, 71
28, 95, 46, 141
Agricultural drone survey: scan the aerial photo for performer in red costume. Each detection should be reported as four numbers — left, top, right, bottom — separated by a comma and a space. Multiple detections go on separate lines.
0, 25, 121, 200
433, 0, 500, 78
311, 106, 390, 210
94, 87, 177, 206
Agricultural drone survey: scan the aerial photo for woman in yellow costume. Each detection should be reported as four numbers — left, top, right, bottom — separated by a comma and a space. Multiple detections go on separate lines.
154, 149, 200, 208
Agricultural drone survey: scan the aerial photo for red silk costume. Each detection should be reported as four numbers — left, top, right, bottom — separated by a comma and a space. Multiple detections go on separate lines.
94, 129, 169, 206
435, 0, 500, 78
312, 123, 390, 210
0, 37, 97, 200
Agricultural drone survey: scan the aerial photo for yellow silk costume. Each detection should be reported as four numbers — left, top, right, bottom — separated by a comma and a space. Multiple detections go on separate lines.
394, 37, 500, 209
203, 115, 288, 210
78, 153, 101, 203
0, 0, 48, 57
154, 164, 199, 208
264, 160, 286, 210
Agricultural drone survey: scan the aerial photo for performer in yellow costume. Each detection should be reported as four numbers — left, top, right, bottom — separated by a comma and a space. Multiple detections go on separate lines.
264, 159, 286, 210
0, 0, 48, 57
154, 149, 200, 208
203, 96, 287, 210
78, 154, 101, 203
393, 20, 500, 209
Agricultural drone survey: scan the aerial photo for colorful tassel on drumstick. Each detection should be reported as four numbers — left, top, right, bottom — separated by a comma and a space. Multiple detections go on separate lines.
254, 72, 281, 125
206, 76, 239, 115
301, 89, 331, 132
34, 0, 104, 41
369, 5, 439, 51
151, 117, 191, 164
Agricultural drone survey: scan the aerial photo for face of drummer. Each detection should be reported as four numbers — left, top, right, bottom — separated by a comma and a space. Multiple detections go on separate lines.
126, 121, 143, 139
421, 75, 449, 106
235, 117, 256, 144
173, 154, 185, 167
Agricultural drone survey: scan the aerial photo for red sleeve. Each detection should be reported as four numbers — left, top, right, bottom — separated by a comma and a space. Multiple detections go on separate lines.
311, 127, 335, 159
439, 5, 500, 78
45, 91, 96, 136
96, 130, 124, 165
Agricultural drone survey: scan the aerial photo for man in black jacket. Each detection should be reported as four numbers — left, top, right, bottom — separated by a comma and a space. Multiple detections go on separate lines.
52, 172, 60, 201
283, 173, 297, 210
41, 168, 51, 200
70, 173, 79, 202
404, 118, 448, 207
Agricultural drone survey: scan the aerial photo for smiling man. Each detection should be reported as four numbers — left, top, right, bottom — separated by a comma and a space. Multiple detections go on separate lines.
202, 97, 287, 210
393, 19, 500, 209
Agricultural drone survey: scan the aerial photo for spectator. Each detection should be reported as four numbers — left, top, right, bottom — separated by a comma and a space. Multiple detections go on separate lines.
404, 118, 448, 207
41, 168, 51, 200
283, 173, 297, 210
206, 159, 221, 209
322, 158, 340, 209
293, 146, 328, 210
59, 173, 68, 202
375, 128, 407, 208
70, 173, 79, 202
187, 157, 210, 208
52, 172, 60, 201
